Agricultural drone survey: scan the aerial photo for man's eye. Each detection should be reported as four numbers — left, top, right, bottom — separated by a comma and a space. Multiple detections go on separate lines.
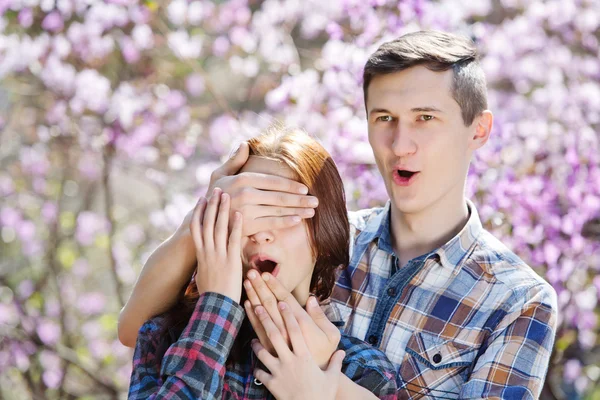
376, 115, 393, 122
418, 115, 434, 121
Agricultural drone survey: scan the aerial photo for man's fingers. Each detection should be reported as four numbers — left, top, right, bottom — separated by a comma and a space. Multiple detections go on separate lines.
253, 368, 273, 387
252, 205, 315, 218
234, 172, 309, 195
278, 302, 309, 356
251, 339, 278, 370
254, 306, 291, 359
212, 142, 249, 180
214, 193, 230, 254
238, 186, 317, 208
306, 296, 341, 345
190, 197, 207, 251
248, 272, 289, 343
244, 300, 275, 356
325, 350, 346, 375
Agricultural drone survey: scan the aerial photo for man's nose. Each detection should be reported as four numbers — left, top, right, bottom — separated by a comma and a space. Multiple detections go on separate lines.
392, 124, 417, 157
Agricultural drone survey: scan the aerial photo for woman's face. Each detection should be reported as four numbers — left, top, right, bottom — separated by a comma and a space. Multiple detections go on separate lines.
238, 156, 316, 303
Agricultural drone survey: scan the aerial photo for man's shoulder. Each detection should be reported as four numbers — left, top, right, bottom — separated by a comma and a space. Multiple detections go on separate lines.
468, 229, 557, 305
348, 205, 387, 232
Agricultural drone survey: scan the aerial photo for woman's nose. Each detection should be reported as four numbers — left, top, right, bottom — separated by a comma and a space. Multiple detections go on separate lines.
249, 231, 275, 244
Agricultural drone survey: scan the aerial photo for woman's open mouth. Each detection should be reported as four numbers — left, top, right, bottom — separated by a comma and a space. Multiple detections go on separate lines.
248, 255, 280, 277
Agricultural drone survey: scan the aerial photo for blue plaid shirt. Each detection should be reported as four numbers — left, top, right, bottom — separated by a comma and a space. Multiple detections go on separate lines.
323, 200, 558, 399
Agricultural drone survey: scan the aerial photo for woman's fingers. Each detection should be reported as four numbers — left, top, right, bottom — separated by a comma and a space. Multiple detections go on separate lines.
278, 302, 309, 356
247, 272, 289, 344
244, 300, 274, 355
190, 197, 207, 251
254, 305, 291, 360
214, 192, 230, 254
202, 188, 221, 245
228, 211, 242, 258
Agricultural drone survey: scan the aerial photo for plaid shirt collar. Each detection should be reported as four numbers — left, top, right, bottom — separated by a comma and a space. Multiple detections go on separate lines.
356, 199, 484, 274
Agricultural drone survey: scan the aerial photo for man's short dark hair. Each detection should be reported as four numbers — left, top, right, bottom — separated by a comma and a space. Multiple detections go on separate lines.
363, 30, 488, 126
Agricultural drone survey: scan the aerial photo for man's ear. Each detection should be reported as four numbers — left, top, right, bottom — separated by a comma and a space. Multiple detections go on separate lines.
469, 110, 493, 150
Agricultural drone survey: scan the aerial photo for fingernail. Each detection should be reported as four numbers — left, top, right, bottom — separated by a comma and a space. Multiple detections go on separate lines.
262, 273, 270, 281
213, 187, 220, 195
291, 216, 301, 223
251, 339, 259, 346
248, 270, 257, 280
245, 300, 250, 308
304, 209, 315, 217
298, 186, 308, 194
221, 193, 228, 201
308, 197, 318, 207
308, 296, 318, 308
278, 302, 286, 310
244, 280, 251, 289
255, 306, 264, 315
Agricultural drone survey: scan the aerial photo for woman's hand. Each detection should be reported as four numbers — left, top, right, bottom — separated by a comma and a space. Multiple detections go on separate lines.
244, 272, 341, 368
190, 188, 243, 303
251, 302, 346, 400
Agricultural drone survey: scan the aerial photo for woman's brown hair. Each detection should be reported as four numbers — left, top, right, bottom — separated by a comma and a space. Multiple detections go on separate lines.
155, 123, 349, 366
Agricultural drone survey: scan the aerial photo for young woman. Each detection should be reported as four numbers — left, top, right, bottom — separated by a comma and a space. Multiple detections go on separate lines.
127, 125, 397, 399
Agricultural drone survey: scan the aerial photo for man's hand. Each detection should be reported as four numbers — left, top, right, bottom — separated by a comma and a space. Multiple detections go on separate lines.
251, 302, 346, 400
244, 271, 341, 368
203, 142, 319, 237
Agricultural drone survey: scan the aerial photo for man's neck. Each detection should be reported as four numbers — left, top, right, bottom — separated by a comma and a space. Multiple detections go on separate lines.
390, 191, 469, 268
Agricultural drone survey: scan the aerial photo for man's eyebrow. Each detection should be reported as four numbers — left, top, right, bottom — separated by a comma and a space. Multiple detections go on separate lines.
411, 106, 443, 113
368, 108, 392, 116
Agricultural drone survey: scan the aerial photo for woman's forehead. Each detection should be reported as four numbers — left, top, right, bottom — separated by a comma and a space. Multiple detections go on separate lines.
240, 156, 297, 180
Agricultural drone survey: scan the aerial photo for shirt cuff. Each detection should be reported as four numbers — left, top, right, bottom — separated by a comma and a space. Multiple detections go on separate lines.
180, 292, 246, 353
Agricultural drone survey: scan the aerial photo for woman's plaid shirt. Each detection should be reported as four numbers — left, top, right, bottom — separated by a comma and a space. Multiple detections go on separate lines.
128, 292, 397, 399
323, 200, 558, 399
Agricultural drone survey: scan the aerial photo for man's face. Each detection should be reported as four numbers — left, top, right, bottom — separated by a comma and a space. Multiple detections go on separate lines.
366, 65, 479, 216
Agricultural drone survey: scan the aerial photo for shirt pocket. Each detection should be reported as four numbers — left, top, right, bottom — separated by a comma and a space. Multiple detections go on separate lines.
398, 332, 479, 399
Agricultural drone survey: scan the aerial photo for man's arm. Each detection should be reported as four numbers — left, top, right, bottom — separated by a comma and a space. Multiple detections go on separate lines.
459, 283, 558, 399
118, 224, 196, 348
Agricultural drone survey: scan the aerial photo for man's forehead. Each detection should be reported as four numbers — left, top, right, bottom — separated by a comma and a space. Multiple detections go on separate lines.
367, 67, 454, 110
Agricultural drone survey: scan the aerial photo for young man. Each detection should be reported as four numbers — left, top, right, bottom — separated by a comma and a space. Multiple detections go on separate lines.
120, 31, 557, 399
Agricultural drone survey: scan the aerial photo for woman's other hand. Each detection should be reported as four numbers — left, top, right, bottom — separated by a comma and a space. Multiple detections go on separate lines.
251, 302, 345, 400
190, 188, 243, 303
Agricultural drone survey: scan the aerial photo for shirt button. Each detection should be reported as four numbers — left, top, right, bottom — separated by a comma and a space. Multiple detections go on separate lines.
433, 353, 442, 364
387, 287, 396, 296
368, 335, 378, 345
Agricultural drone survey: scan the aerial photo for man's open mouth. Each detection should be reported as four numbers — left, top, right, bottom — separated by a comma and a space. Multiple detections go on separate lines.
397, 170, 417, 179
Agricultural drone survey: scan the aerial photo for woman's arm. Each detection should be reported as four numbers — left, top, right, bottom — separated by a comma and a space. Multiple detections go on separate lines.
128, 292, 245, 400
118, 221, 196, 348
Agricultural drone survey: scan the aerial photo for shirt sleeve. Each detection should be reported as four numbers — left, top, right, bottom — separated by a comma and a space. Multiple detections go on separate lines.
339, 334, 398, 399
128, 292, 245, 400
459, 283, 558, 399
